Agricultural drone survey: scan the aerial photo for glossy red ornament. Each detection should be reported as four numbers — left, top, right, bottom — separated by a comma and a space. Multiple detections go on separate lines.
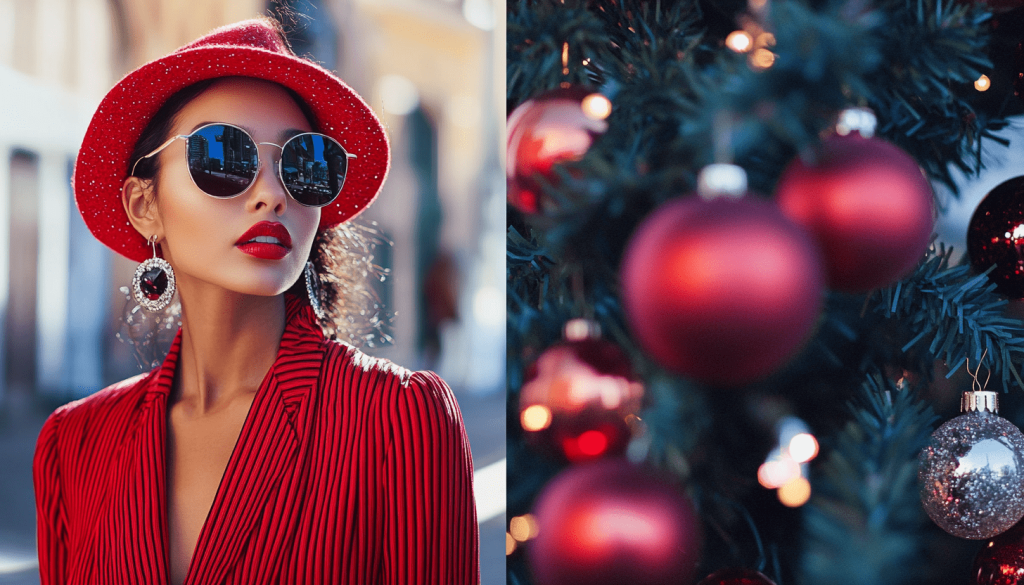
519, 338, 643, 462
507, 87, 610, 214
620, 196, 824, 386
776, 134, 934, 292
528, 460, 702, 585
699, 568, 777, 585
968, 177, 1024, 299
971, 519, 1024, 584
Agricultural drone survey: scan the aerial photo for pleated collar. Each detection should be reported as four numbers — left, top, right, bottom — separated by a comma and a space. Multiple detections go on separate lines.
107, 293, 326, 584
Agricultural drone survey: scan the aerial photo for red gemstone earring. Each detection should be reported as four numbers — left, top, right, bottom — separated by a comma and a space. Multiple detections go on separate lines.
132, 235, 176, 312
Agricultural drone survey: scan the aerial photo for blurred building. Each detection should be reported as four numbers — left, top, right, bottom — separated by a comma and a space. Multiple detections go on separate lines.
0, 0, 503, 408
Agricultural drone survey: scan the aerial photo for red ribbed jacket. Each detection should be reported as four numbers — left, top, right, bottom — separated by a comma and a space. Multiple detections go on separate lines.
33, 295, 479, 584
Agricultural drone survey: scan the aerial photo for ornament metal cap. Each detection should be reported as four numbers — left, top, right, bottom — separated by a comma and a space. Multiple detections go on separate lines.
697, 164, 747, 200
961, 390, 999, 414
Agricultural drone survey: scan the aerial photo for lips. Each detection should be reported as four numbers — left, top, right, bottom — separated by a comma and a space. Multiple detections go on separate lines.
235, 221, 292, 260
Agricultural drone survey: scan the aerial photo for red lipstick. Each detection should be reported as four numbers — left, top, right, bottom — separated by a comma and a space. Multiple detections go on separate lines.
235, 221, 292, 260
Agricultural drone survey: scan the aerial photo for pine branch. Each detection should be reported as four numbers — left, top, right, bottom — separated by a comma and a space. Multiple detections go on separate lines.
507, 0, 609, 108
801, 374, 939, 585
867, 0, 1009, 194
875, 244, 1024, 391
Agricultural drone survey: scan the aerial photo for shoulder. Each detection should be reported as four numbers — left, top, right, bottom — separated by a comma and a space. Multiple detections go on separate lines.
35, 370, 155, 460
318, 339, 462, 426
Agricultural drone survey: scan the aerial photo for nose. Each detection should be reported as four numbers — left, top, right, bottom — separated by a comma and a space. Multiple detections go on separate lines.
246, 144, 288, 215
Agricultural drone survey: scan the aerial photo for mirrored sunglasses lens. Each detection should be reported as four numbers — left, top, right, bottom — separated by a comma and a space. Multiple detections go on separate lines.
280, 134, 348, 206
186, 125, 259, 197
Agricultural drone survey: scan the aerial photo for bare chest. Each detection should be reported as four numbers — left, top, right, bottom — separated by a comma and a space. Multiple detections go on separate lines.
165, 396, 254, 585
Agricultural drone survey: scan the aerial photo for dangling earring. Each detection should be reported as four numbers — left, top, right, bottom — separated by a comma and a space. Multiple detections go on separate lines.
305, 260, 327, 322
132, 235, 176, 312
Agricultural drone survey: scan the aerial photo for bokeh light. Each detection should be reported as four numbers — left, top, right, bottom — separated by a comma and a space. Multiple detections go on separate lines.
778, 477, 812, 507
521, 405, 553, 431
581, 93, 613, 121
788, 433, 819, 463
758, 458, 801, 489
750, 48, 775, 69
726, 30, 754, 53
510, 514, 540, 542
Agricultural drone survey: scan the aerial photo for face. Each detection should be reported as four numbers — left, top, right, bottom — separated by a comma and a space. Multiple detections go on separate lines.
149, 77, 320, 298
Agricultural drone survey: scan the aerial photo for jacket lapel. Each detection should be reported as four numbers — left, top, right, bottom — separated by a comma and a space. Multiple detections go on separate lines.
105, 331, 179, 583
106, 295, 324, 585
185, 295, 325, 584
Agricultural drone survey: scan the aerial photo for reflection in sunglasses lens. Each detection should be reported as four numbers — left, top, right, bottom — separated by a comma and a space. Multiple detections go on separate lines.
281, 134, 347, 206
187, 125, 258, 197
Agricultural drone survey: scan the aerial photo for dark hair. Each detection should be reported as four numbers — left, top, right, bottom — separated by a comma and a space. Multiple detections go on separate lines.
125, 77, 389, 348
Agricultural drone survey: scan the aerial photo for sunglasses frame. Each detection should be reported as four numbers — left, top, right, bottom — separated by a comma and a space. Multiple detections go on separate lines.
130, 122, 357, 207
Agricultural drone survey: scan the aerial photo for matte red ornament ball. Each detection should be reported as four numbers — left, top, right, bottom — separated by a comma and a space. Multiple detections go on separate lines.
528, 460, 702, 585
507, 87, 610, 214
972, 519, 1024, 585
699, 568, 778, 585
519, 339, 644, 463
776, 134, 934, 292
620, 196, 825, 386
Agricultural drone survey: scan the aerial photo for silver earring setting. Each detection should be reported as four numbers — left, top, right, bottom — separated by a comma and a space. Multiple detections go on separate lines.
132, 235, 176, 312
305, 260, 327, 321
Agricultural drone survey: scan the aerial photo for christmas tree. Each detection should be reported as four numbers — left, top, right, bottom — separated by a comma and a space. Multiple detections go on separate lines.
506, 1, 1024, 584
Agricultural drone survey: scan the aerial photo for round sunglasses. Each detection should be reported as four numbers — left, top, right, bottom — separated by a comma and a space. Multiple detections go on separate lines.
130, 122, 356, 207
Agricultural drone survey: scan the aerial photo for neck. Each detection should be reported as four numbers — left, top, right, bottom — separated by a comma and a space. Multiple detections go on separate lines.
172, 276, 287, 417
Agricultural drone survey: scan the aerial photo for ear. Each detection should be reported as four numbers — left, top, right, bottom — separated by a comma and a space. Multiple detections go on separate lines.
122, 176, 162, 240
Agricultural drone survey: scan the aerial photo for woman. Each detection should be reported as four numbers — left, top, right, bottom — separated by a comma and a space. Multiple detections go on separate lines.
33, 18, 478, 585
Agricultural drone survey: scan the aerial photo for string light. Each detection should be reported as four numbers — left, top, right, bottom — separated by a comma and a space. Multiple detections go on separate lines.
581, 93, 613, 120
521, 405, 553, 431
788, 433, 819, 463
758, 458, 801, 489
506, 532, 517, 555
756, 32, 776, 47
750, 48, 775, 69
510, 514, 540, 542
778, 477, 812, 507
726, 30, 754, 53
975, 74, 991, 92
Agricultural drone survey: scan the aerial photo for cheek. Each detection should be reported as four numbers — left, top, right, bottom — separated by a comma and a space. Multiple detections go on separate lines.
156, 181, 234, 264
293, 209, 322, 259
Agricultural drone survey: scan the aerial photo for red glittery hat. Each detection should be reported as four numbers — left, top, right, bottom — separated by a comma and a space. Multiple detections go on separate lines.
75, 18, 389, 262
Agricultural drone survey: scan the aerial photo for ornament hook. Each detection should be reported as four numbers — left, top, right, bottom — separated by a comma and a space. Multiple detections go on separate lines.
967, 348, 991, 393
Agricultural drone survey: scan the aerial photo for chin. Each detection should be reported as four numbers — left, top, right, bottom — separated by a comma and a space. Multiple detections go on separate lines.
209, 262, 306, 297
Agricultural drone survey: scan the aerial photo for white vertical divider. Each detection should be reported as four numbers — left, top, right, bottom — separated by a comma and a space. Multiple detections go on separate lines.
36, 150, 70, 392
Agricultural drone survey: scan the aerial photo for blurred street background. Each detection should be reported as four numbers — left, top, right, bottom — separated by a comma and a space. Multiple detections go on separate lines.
0, 0, 505, 582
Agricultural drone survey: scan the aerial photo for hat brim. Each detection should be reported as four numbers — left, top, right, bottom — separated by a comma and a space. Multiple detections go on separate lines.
75, 43, 389, 262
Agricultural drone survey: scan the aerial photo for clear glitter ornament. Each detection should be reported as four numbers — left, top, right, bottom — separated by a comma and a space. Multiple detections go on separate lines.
919, 388, 1024, 539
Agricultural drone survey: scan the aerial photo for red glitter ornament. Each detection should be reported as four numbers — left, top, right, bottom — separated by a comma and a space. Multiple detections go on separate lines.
971, 519, 1024, 584
507, 87, 611, 214
699, 568, 778, 585
519, 335, 643, 462
528, 460, 702, 585
775, 133, 934, 292
968, 177, 1024, 299
620, 195, 824, 386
